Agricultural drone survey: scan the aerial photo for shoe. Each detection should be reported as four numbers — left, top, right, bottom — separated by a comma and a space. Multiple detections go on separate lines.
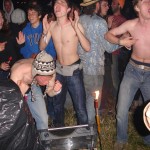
38, 129, 51, 150
114, 142, 128, 150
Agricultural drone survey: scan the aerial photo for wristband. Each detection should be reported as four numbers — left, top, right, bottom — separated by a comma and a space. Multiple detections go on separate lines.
43, 36, 48, 44
42, 33, 48, 44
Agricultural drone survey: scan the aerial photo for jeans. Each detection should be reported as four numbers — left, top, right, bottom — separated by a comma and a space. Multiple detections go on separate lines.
116, 63, 150, 144
53, 69, 88, 127
83, 74, 104, 125
27, 84, 48, 130
47, 96, 55, 120
111, 55, 120, 98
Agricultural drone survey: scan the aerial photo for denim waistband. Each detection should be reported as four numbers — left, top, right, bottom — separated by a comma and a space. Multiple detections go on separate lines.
129, 59, 150, 71
130, 58, 150, 67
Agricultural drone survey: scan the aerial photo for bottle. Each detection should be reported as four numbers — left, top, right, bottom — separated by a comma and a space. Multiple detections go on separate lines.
6, 56, 12, 64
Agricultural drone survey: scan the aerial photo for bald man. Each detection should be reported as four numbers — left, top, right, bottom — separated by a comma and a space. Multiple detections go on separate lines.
10, 51, 62, 150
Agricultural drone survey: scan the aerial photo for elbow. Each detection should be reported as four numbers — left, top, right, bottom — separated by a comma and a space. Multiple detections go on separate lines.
86, 45, 91, 52
85, 42, 91, 52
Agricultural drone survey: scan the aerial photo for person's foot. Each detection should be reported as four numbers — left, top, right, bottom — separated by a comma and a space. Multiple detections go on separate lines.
114, 142, 128, 150
38, 130, 51, 150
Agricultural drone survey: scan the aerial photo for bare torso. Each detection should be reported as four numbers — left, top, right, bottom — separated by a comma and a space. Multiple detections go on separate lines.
128, 19, 150, 63
50, 21, 79, 65
10, 58, 33, 85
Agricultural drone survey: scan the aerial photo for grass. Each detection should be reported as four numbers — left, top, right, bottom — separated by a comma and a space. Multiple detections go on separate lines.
62, 100, 150, 150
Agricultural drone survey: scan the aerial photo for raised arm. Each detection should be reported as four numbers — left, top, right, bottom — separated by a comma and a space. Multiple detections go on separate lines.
70, 11, 91, 52
104, 20, 137, 48
39, 14, 52, 51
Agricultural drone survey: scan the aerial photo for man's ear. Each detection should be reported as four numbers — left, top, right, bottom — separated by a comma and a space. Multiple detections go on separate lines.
67, 8, 71, 13
96, 2, 100, 13
134, 5, 140, 12
16, 80, 22, 87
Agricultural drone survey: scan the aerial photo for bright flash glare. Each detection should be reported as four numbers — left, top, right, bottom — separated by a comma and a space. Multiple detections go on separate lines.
95, 90, 99, 100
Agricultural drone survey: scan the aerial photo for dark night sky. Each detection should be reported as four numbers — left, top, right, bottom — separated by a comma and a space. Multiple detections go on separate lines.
0, 0, 136, 19
0, 0, 82, 8
0, 0, 82, 11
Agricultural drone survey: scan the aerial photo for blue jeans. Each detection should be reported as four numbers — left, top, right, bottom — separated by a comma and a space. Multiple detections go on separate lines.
53, 69, 88, 127
27, 84, 48, 130
111, 55, 120, 97
116, 63, 150, 144
47, 96, 55, 120
83, 74, 104, 125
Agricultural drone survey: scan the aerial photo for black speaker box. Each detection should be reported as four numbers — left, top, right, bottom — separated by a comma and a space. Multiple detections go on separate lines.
48, 124, 97, 150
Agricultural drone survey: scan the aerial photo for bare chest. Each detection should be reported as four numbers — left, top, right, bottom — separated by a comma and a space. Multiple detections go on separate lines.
132, 26, 150, 47
51, 25, 77, 45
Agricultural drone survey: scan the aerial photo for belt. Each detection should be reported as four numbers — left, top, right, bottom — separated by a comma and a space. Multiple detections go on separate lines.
129, 60, 150, 71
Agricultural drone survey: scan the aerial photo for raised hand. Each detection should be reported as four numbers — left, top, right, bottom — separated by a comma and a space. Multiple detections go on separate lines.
0, 42, 7, 51
16, 31, 25, 45
69, 10, 79, 31
42, 14, 52, 34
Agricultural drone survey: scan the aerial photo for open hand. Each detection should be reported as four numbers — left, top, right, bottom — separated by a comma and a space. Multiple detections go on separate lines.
16, 31, 25, 45
69, 10, 79, 31
42, 14, 53, 34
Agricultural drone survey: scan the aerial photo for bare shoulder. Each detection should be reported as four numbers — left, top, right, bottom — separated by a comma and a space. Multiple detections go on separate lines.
11, 58, 33, 71
110, 18, 139, 34
122, 18, 139, 29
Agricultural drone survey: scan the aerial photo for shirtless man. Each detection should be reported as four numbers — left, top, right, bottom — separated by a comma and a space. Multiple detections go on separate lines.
40, 0, 90, 127
10, 51, 62, 150
105, 0, 150, 149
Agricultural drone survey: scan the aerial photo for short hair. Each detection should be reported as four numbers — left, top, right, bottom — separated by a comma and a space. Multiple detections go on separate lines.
54, 0, 72, 8
27, 4, 42, 16
132, 0, 139, 7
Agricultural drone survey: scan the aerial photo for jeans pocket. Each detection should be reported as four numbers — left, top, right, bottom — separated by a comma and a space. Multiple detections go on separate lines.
124, 63, 135, 76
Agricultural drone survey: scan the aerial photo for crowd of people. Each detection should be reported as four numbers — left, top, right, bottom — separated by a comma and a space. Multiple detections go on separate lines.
0, 0, 150, 149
